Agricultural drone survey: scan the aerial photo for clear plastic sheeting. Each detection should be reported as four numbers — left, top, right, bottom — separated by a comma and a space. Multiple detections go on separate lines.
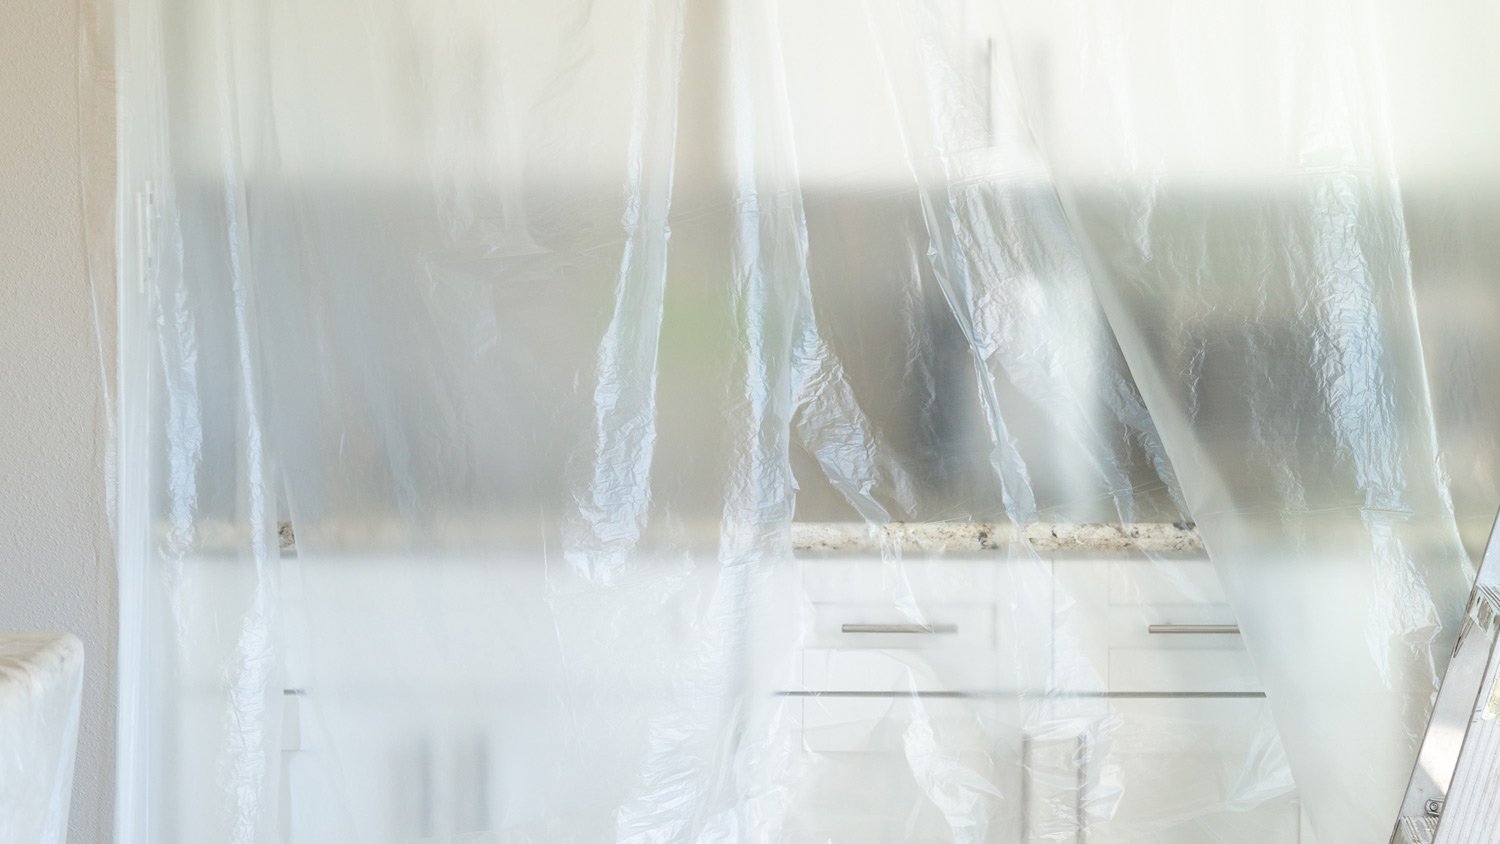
1006, 1, 1500, 838
106, 1, 1499, 842
0, 633, 85, 844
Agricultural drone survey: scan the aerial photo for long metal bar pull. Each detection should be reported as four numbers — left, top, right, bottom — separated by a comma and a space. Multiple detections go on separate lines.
1390, 507, 1500, 844
841, 623, 958, 634
1147, 624, 1239, 635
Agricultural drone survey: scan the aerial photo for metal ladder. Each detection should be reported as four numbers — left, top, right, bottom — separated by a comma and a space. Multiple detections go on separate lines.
1391, 514, 1500, 843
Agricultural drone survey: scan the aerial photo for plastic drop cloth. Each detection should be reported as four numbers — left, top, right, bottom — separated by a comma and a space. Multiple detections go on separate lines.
0, 634, 85, 844
102, 0, 1500, 842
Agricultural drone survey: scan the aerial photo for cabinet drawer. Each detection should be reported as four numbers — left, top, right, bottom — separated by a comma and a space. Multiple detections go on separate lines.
801, 601, 1054, 693
1053, 555, 1258, 695
808, 601, 996, 649
1106, 556, 1227, 606
801, 555, 1051, 605
1054, 555, 1226, 611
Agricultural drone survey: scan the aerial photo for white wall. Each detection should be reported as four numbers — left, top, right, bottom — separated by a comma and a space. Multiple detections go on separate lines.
0, 1, 116, 842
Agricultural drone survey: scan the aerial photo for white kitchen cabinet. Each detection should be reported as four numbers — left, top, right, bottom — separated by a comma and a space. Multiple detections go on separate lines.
265, 547, 1305, 841
788, 549, 1303, 842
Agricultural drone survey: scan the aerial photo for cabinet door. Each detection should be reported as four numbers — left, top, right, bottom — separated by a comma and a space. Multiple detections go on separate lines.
1079, 698, 1301, 843
1053, 554, 1254, 695
786, 696, 1028, 844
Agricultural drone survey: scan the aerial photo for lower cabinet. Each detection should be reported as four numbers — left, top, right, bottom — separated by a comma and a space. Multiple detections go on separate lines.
269, 549, 1309, 841
784, 550, 1307, 843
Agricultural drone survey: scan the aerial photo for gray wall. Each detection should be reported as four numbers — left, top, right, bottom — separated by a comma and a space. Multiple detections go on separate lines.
0, 0, 116, 841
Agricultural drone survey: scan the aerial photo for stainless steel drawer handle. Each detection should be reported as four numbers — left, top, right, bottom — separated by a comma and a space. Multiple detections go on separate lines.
1147, 624, 1240, 635
841, 623, 958, 634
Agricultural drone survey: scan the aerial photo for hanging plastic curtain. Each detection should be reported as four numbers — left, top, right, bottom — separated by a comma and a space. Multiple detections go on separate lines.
108, 0, 1497, 842
1004, 0, 1500, 839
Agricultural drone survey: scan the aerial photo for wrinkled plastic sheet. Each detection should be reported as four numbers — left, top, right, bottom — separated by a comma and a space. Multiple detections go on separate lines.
0, 634, 84, 844
103, 0, 1500, 842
